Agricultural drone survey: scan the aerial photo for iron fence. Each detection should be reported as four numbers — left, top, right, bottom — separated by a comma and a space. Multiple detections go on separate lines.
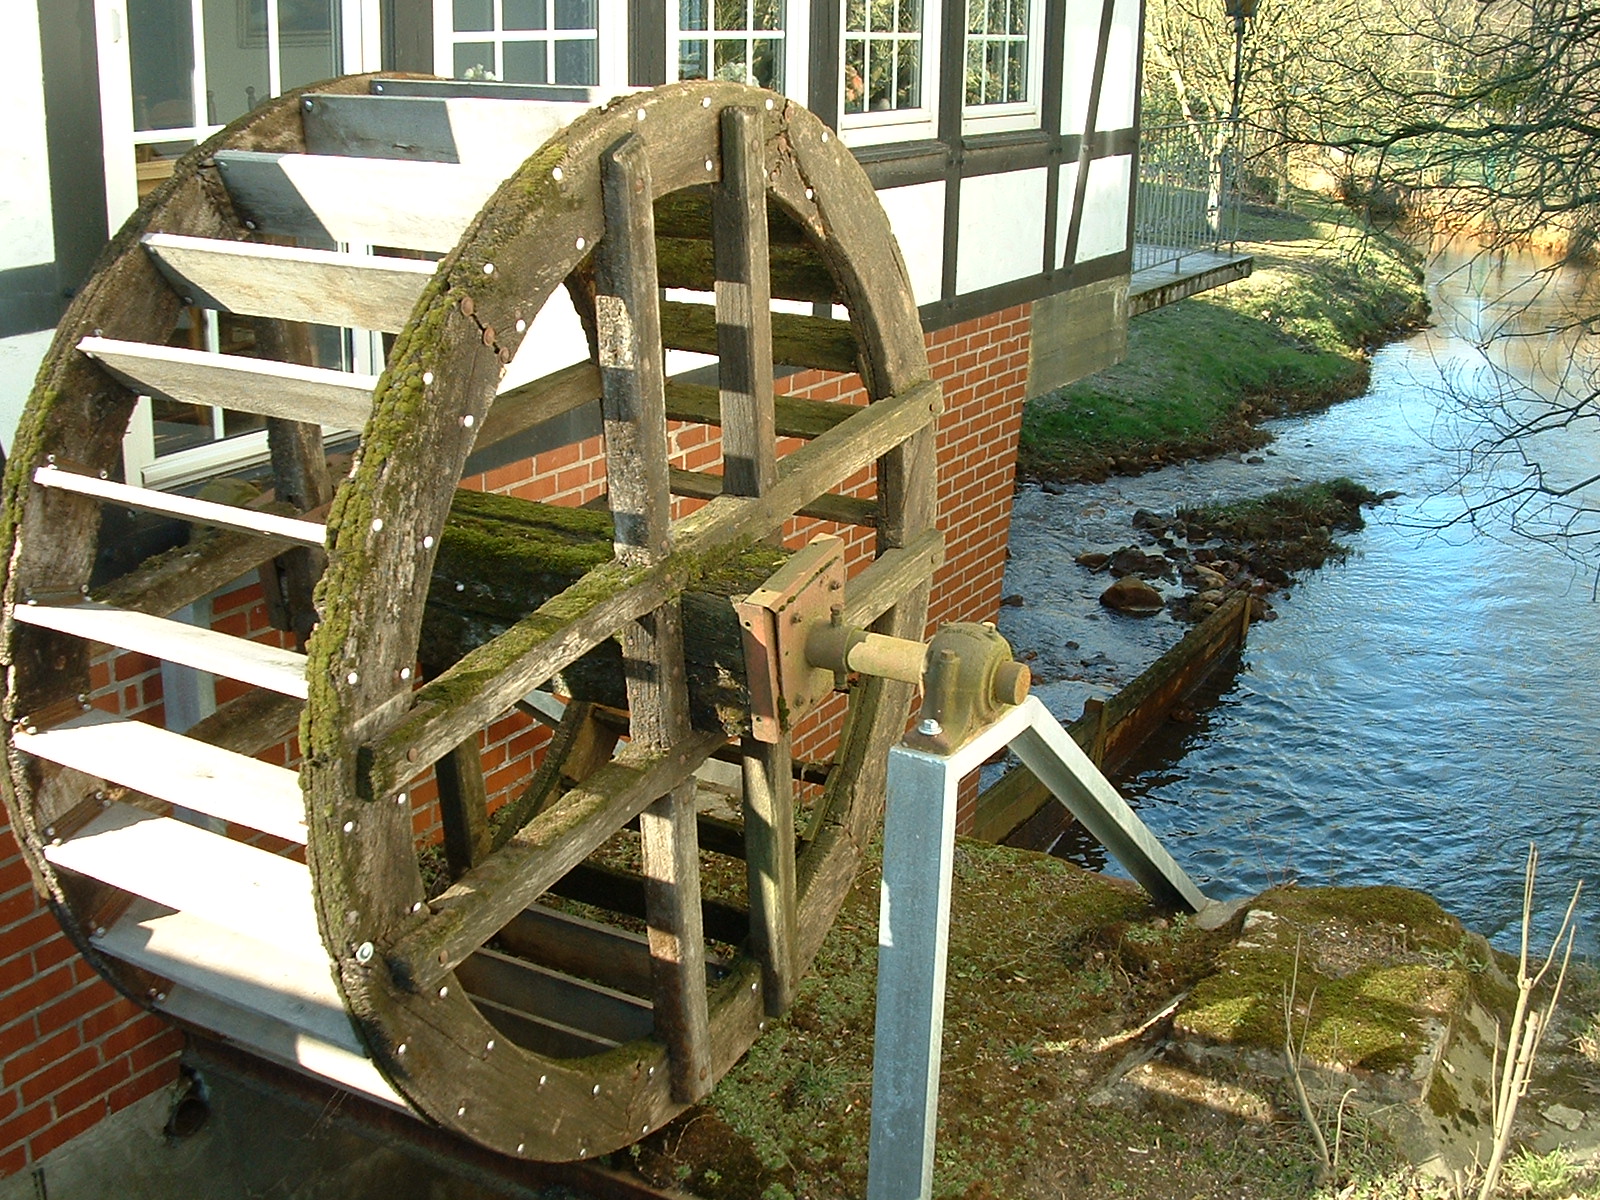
1134, 121, 1241, 272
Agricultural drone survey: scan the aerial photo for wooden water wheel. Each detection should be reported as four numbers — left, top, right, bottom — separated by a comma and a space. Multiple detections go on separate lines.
0, 77, 939, 1159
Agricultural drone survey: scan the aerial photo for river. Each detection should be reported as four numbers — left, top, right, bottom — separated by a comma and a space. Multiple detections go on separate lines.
997, 247, 1600, 954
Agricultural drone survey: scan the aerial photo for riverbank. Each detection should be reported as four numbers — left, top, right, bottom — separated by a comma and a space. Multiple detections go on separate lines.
613, 844, 1600, 1200
1020, 196, 1430, 483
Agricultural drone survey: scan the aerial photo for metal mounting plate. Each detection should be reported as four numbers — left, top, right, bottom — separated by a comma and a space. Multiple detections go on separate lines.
734, 536, 846, 743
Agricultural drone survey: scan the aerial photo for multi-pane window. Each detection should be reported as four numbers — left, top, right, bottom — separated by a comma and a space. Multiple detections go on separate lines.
965, 0, 1030, 107
449, 0, 599, 85
843, 0, 924, 116
675, 1, 786, 91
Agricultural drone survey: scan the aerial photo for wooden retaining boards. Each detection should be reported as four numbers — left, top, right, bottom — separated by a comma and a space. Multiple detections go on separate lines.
971, 591, 1252, 844
659, 301, 859, 373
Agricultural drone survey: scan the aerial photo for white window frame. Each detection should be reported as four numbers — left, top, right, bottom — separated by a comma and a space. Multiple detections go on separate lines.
666, 0, 810, 104
96, 0, 383, 489
434, 0, 626, 90
838, 1, 941, 148
960, 0, 1046, 135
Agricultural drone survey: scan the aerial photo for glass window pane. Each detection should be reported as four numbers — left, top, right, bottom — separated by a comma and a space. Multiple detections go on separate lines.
754, 0, 782, 31
454, 0, 493, 31
966, 40, 984, 105
843, 39, 866, 113
1006, 40, 1026, 101
681, 0, 708, 31
900, 0, 921, 30
1010, 0, 1028, 35
454, 41, 497, 79
505, 0, 547, 29
715, 0, 746, 31
867, 45, 895, 109
845, 0, 865, 33
553, 38, 598, 83
278, 0, 339, 93
966, 0, 982, 34
713, 37, 746, 80
896, 38, 920, 108
203, 0, 266, 126
679, 38, 708, 79
752, 38, 781, 89
989, 0, 1006, 33
985, 40, 1004, 101
553, 0, 594, 29
129, 0, 195, 131
503, 39, 549, 82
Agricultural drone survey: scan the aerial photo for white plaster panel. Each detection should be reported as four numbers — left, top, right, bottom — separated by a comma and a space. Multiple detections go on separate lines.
1053, 162, 1081, 267
0, 5, 55, 268
956, 169, 1047, 296
1060, 0, 1105, 138
875, 181, 946, 307
0, 331, 54, 456
1096, 0, 1142, 132
1075, 154, 1132, 264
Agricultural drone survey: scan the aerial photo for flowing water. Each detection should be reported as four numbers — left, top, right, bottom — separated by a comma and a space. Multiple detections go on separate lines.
998, 247, 1600, 953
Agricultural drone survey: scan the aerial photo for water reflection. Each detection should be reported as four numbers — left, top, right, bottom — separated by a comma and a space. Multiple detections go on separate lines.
1000, 245, 1600, 953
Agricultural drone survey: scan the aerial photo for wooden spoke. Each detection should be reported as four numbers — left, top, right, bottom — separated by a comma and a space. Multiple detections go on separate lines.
4, 79, 937, 1164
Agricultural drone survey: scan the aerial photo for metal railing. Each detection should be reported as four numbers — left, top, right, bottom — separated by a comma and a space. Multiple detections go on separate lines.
1134, 120, 1242, 272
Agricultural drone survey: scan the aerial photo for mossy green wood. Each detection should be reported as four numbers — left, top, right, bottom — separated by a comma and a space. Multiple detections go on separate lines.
0, 77, 379, 962
302, 82, 935, 1158
0, 76, 936, 1163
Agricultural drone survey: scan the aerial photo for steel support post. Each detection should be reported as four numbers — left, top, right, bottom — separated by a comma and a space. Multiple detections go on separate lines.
865, 702, 1035, 1200
866, 698, 1209, 1199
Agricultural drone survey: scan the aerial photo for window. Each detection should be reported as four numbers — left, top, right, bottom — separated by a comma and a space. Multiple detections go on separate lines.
840, 0, 938, 145
669, 1, 808, 100
446, 0, 599, 85
99, 0, 378, 488
962, 0, 1044, 132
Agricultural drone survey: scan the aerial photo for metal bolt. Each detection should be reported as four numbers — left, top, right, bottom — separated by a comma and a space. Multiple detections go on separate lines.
370, 517, 384, 533
482, 263, 495, 275
422, 370, 434, 386
355, 941, 374, 964
342, 820, 355, 833
457, 1104, 466, 1116
917, 717, 943, 737
462, 414, 475, 428
397, 792, 409, 806
591, 1084, 600, 1097
411, 901, 423, 914
243, 220, 257, 230
438, 986, 449, 998
397, 666, 412, 682
422, 535, 434, 550
701, 96, 711, 107
765, 98, 774, 110
397, 1042, 407, 1055
635, 107, 646, 121
302, 98, 314, 110
705, 158, 714, 172
575, 236, 586, 251
346, 671, 359, 685
551, 166, 563, 182
516, 1142, 525, 1154
486, 1039, 495, 1051
537, 1074, 547, 1088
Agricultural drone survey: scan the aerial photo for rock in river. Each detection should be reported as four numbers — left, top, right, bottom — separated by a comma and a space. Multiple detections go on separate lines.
1099, 575, 1165, 615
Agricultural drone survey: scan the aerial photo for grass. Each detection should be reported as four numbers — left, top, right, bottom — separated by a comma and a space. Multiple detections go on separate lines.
1020, 192, 1430, 482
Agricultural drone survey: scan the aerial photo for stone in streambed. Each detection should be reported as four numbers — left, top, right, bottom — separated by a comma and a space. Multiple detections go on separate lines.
1100, 575, 1165, 615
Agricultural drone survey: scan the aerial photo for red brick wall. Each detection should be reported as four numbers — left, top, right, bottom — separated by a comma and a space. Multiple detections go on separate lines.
0, 302, 1030, 1177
